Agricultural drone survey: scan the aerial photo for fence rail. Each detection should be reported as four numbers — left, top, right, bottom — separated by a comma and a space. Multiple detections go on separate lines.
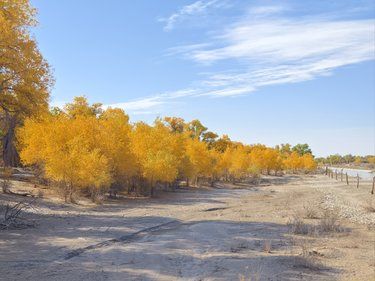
324, 166, 375, 195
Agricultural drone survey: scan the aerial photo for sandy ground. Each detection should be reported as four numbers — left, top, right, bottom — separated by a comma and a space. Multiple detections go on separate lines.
0, 174, 374, 281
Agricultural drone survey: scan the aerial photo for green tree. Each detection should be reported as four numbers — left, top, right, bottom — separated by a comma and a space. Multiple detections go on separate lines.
292, 143, 312, 156
343, 154, 355, 164
186, 119, 207, 140
202, 131, 218, 149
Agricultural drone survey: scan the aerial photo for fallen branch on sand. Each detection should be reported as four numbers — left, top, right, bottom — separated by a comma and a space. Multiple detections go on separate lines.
0, 199, 37, 230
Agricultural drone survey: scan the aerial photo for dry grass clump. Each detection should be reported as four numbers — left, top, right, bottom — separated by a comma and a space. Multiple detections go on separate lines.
263, 240, 272, 253
293, 239, 322, 270
1, 167, 12, 194
37, 189, 44, 198
1, 178, 11, 194
288, 214, 311, 235
303, 203, 320, 219
363, 198, 375, 213
289, 208, 344, 236
318, 209, 343, 233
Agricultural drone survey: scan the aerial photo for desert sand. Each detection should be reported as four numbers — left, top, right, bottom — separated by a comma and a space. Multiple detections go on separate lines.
0, 174, 374, 281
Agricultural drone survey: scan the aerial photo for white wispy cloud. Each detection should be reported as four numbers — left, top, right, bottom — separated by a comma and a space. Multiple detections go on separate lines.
187, 18, 374, 64
248, 5, 287, 17
159, 0, 220, 31
104, 89, 199, 115
112, 4, 375, 114
107, 97, 165, 111
179, 16, 373, 97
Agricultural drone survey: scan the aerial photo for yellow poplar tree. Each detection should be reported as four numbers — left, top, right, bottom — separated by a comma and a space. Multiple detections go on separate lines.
131, 121, 183, 195
184, 136, 212, 186
0, 0, 53, 166
99, 108, 138, 184
301, 153, 317, 172
19, 108, 112, 202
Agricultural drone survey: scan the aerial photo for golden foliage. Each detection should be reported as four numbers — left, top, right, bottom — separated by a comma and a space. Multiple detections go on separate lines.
18, 97, 318, 201
0, 0, 53, 116
283, 152, 316, 172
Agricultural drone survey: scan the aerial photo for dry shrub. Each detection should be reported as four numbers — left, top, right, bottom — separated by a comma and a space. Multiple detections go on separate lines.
37, 189, 44, 198
1, 167, 12, 194
1, 178, 11, 194
318, 209, 343, 233
54, 182, 77, 204
0, 200, 37, 230
363, 198, 375, 213
88, 187, 106, 204
283, 192, 297, 210
288, 214, 311, 235
263, 240, 272, 253
289, 209, 344, 236
293, 239, 322, 270
303, 203, 320, 219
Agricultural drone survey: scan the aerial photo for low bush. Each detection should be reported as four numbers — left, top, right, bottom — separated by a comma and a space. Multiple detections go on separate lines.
318, 209, 343, 233
288, 214, 311, 235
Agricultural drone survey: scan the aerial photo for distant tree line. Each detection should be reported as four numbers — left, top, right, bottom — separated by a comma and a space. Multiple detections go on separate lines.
316, 154, 375, 167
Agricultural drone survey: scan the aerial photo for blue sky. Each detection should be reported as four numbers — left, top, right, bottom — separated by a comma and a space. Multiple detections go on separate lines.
31, 0, 375, 156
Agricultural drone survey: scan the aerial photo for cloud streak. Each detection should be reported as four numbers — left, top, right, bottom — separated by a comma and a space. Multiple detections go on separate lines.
119, 5, 375, 114
186, 18, 374, 64
159, 0, 220, 31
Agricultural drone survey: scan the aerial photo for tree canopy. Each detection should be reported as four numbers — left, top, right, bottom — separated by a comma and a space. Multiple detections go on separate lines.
0, 0, 53, 166
18, 97, 318, 202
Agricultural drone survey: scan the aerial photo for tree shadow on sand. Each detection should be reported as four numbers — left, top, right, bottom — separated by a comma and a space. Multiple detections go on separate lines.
1, 215, 341, 281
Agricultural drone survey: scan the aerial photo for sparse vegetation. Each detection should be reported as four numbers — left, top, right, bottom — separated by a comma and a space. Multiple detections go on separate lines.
288, 213, 311, 235
289, 207, 344, 236
263, 240, 272, 253
0, 199, 36, 230
293, 239, 323, 270
318, 209, 343, 233
1, 168, 12, 194
363, 198, 375, 213
303, 203, 320, 219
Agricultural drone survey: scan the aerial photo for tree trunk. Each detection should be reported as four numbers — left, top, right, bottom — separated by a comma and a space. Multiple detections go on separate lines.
150, 179, 154, 197
2, 114, 20, 167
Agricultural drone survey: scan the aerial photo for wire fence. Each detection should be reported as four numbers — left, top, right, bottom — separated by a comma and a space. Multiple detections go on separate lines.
324, 167, 375, 194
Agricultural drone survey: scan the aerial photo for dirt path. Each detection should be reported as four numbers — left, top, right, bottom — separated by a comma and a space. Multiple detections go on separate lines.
0, 175, 374, 280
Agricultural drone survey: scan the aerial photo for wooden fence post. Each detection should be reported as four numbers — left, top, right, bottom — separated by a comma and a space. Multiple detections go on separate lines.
340, 169, 343, 181
371, 177, 375, 195
356, 174, 359, 188
346, 173, 349, 185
